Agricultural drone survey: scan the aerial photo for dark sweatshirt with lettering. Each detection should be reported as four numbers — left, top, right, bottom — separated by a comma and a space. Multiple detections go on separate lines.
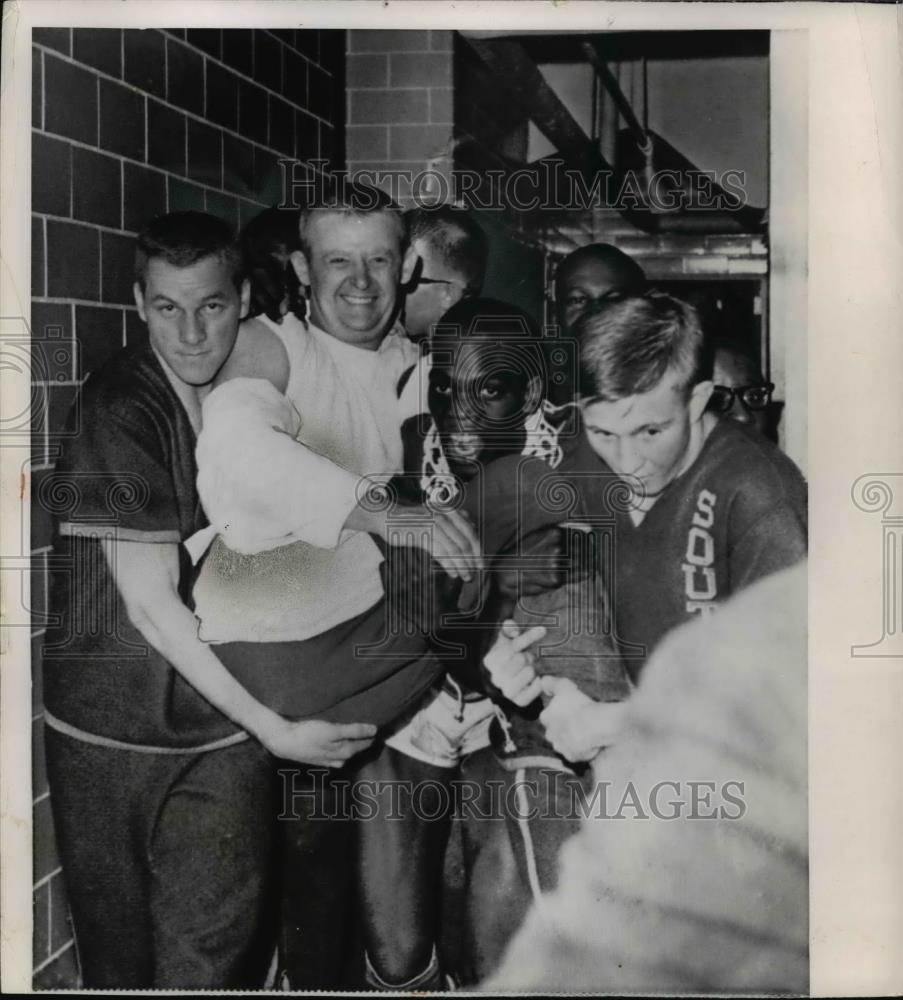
561, 417, 808, 684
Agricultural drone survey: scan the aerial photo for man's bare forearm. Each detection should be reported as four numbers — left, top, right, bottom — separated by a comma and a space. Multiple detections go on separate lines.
129, 597, 289, 747
102, 538, 289, 748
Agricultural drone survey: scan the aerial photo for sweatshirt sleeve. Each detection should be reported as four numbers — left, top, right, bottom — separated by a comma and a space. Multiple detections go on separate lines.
195, 377, 364, 554
731, 501, 807, 591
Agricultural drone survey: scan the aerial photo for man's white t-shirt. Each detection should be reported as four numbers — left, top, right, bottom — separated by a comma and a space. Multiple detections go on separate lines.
192, 313, 420, 643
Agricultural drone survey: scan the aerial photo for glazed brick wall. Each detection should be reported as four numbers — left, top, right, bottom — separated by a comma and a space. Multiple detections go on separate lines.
30, 25, 344, 987
346, 30, 453, 205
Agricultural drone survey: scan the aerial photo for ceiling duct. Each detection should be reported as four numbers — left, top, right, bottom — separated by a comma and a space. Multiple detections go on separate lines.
461, 34, 766, 236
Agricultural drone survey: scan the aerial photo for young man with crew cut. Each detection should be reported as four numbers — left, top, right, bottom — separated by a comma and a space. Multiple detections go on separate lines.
42, 212, 370, 989
492, 290, 807, 764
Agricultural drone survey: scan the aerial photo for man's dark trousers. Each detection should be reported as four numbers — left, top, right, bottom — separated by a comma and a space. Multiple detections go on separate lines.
45, 728, 277, 988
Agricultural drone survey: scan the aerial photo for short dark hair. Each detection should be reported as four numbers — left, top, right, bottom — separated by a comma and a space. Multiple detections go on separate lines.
297, 177, 405, 258
432, 296, 547, 393
405, 206, 488, 293
554, 242, 646, 307
713, 332, 764, 377
241, 206, 305, 323
576, 291, 712, 402
134, 211, 244, 291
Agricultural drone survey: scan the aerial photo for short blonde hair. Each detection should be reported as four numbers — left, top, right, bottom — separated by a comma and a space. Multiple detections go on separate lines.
297, 178, 405, 257
576, 292, 712, 402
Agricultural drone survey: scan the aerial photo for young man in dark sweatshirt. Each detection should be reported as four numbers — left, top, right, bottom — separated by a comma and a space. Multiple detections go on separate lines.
42, 212, 377, 989
496, 290, 807, 764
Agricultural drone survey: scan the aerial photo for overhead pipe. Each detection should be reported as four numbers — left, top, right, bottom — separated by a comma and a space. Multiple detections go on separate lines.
463, 36, 614, 174
463, 34, 765, 235
580, 40, 653, 158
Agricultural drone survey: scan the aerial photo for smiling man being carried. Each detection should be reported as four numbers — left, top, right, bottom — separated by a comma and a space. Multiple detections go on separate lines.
190, 180, 480, 988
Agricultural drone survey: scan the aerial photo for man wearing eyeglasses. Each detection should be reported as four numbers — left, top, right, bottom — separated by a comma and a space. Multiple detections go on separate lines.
401, 206, 488, 344
709, 338, 778, 441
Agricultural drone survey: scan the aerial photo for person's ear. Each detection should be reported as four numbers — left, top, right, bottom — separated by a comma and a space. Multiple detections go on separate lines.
238, 278, 251, 320
289, 249, 310, 288
524, 374, 543, 413
133, 282, 147, 323
442, 282, 463, 308
688, 380, 714, 423
400, 245, 418, 286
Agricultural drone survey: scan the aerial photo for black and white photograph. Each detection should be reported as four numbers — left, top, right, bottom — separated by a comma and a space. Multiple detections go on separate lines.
1, 0, 901, 995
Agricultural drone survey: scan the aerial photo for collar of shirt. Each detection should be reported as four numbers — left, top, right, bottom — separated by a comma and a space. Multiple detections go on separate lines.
305, 318, 418, 370
150, 345, 204, 437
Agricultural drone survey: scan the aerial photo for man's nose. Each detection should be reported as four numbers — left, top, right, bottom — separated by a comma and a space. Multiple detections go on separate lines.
449, 402, 479, 434
448, 391, 484, 434
180, 312, 206, 346
350, 259, 371, 288
729, 399, 753, 424
615, 439, 644, 476
564, 306, 583, 330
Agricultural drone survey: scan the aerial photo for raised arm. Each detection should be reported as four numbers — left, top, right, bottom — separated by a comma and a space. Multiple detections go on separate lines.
196, 377, 366, 553
196, 316, 368, 552
197, 318, 481, 574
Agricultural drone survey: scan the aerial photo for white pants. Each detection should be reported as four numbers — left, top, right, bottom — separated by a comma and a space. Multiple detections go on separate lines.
384, 679, 495, 768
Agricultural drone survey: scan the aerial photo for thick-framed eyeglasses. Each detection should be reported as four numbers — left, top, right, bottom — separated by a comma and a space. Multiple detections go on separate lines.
709, 382, 775, 413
